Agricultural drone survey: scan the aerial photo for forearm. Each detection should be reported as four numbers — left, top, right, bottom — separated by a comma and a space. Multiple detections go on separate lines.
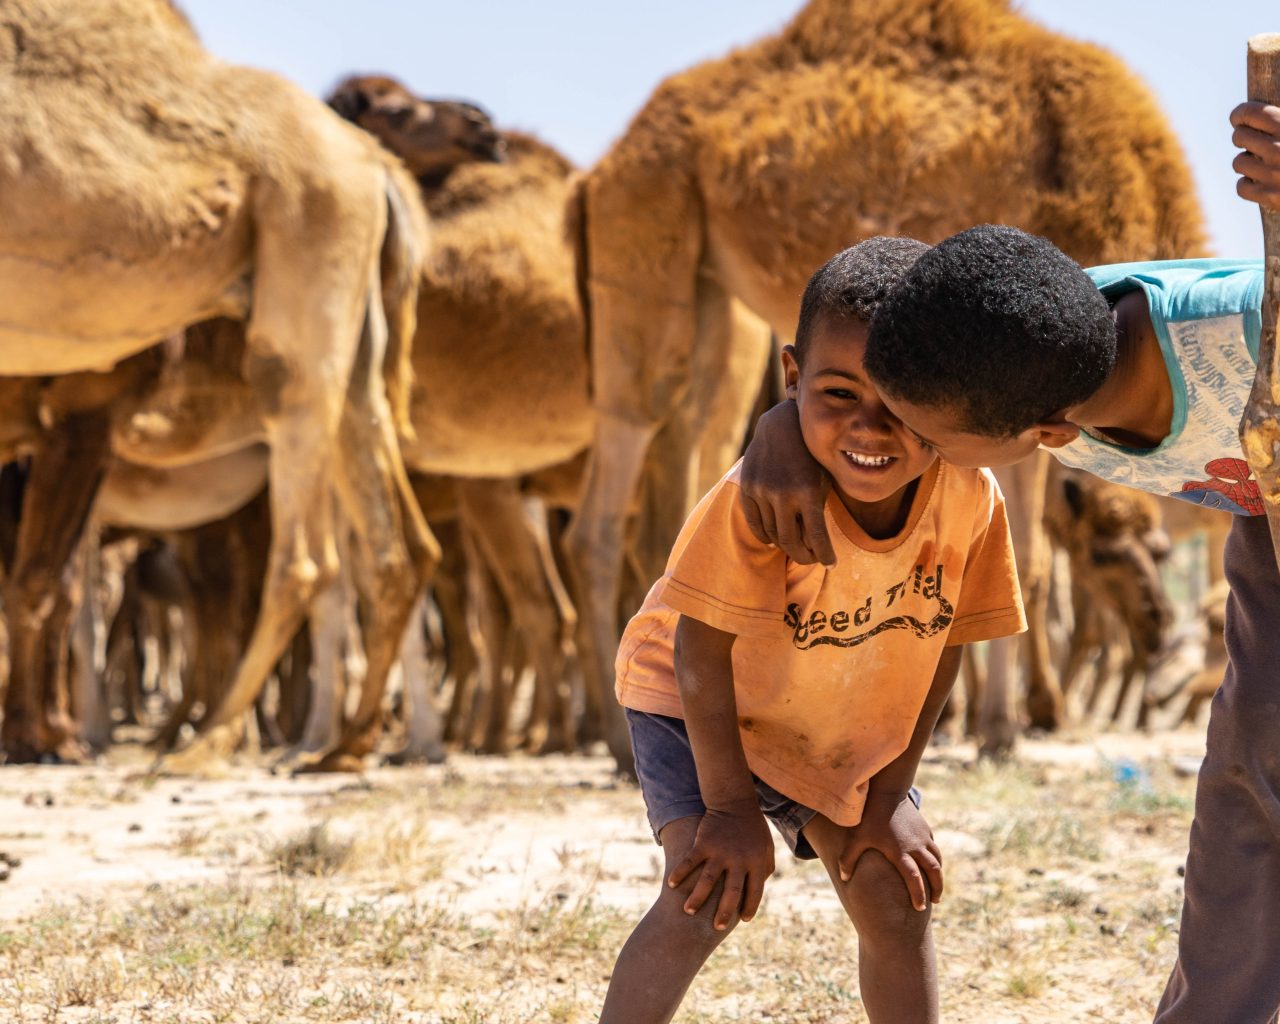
867, 646, 963, 800
674, 615, 757, 811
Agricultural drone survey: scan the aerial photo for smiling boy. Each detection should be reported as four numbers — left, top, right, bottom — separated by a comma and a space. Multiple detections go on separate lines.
735, 102, 1280, 1024
600, 238, 1025, 1024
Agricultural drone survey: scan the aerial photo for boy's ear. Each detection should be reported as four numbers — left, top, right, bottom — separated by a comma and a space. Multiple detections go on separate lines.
1031, 414, 1081, 450
780, 344, 800, 399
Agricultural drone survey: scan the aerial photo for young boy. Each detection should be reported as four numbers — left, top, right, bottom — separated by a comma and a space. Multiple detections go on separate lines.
736, 102, 1280, 1024
602, 237, 1026, 1024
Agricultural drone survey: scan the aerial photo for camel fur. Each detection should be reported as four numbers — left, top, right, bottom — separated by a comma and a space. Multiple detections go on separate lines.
0, 0, 437, 769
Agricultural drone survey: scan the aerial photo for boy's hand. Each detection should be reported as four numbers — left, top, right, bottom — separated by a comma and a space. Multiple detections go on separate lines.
837, 792, 943, 912
667, 802, 775, 929
738, 401, 837, 566
1231, 102, 1280, 210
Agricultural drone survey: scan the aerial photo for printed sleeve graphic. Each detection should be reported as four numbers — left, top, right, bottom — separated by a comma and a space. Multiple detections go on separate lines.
1175, 458, 1263, 516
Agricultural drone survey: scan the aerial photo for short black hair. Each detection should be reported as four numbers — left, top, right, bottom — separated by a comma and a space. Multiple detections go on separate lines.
793, 236, 932, 366
864, 224, 1115, 438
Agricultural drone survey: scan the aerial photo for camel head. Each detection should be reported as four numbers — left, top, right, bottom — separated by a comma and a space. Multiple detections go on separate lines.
327, 74, 504, 188
1060, 477, 1174, 657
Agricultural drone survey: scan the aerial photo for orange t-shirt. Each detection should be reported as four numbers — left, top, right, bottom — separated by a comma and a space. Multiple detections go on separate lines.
615, 460, 1025, 826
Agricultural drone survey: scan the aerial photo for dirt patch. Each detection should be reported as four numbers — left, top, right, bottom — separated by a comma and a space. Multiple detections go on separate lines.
0, 727, 1206, 1022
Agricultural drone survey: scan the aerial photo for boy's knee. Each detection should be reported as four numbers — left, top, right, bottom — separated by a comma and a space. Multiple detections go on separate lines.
654, 878, 740, 947
845, 850, 930, 942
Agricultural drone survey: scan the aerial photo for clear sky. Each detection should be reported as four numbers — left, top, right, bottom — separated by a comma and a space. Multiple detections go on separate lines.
183, 0, 1276, 259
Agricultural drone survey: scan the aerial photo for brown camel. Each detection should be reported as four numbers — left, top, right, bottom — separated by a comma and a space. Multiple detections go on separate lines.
0, 1, 436, 769
1044, 467, 1175, 727
569, 0, 1207, 768
327, 75, 504, 189
323, 74, 768, 763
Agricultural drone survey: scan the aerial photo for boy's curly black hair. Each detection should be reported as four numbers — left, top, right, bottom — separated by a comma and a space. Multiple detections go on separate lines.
864, 225, 1116, 438
793, 236, 931, 366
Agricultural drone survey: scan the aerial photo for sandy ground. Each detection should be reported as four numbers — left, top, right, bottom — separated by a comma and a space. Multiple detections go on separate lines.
0, 726, 1210, 1023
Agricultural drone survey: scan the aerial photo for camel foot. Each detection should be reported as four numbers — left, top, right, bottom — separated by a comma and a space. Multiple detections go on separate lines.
521, 725, 571, 757
292, 748, 368, 775
1, 740, 90, 766
384, 742, 447, 767
154, 724, 239, 778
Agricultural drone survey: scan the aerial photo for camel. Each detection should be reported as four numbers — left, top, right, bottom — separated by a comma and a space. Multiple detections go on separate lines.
569, 0, 1207, 768
1044, 466, 1175, 727
327, 75, 504, 189
0, 1, 437, 768
323, 75, 770, 764
948, 466, 1176, 750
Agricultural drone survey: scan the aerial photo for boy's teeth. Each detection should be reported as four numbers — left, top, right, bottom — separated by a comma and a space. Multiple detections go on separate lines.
844, 451, 892, 467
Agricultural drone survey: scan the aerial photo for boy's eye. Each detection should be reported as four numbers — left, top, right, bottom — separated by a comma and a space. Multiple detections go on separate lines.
910, 431, 934, 451
824, 387, 857, 400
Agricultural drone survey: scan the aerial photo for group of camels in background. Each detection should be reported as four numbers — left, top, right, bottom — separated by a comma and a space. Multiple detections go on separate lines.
0, 0, 1231, 776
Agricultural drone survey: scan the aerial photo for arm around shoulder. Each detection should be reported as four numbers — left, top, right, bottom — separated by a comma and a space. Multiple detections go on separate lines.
737, 400, 837, 566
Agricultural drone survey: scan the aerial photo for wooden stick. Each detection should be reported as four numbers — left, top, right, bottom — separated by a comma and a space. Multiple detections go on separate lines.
1240, 34, 1280, 572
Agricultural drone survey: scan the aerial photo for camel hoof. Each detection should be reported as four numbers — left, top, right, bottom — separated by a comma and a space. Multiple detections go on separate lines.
384, 743, 447, 767
154, 725, 238, 778
293, 749, 367, 775
267, 745, 314, 775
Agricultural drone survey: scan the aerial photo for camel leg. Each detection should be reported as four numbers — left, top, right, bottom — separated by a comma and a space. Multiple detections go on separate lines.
386, 593, 446, 764
70, 529, 111, 751
962, 643, 985, 739
104, 565, 143, 732
303, 319, 438, 773
461, 526, 513, 754
159, 183, 391, 775
1013, 455, 1065, 730
2, 414, 111, 764
545, 511, 603, 747
279, 557, 350, 766
977, 636, 1020, 759
273, 627, 311, 748
564, 416, 656, 775
457, 479, 572, 755
526, 503, 580, 750
694, 293, 774, 496
1059, 583, 1093, 703
428, 523, 480, 747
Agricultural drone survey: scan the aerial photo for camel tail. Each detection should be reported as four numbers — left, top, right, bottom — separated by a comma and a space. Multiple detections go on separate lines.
380, 165, 427, 446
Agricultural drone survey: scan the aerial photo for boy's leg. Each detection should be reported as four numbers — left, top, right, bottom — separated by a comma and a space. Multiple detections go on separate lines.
804, 814, 938, 1024
600, 814, 738, 1024
1155, 513, 1280, 1024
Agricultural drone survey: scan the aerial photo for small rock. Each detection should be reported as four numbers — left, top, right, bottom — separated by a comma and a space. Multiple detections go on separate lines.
44, 795, 54, 807
1177, 864, 1186, 877
128, 823, 142, 833
0, 867, 8, 883
1093, 905, 1109, 916
170, 795, 182, 804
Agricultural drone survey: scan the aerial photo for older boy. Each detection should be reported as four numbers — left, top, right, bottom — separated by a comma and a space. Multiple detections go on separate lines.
737, 102, 1280, 1024
602, 238, 1025, 1024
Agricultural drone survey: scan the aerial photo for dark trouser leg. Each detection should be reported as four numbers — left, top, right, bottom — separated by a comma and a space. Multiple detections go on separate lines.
1155, 514, 1280, 1024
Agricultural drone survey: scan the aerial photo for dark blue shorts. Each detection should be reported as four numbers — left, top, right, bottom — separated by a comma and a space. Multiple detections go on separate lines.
625, 708, 923, 861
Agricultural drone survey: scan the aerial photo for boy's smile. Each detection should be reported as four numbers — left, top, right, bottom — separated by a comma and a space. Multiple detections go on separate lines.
783, 319, 937, 536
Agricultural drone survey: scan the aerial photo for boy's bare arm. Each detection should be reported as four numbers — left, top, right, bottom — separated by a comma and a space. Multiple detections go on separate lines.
668, 614, 775, 930
1232, 102, 1280, 210
738, 400, 837, 567
835, 645, 962, 910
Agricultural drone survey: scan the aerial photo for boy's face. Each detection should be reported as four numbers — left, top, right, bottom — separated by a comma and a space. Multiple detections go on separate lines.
783, 318, 937, 507
875, 391, 1075, 469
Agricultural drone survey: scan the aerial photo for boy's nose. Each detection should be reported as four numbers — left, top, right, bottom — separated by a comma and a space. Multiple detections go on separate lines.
850, 400, 896, 435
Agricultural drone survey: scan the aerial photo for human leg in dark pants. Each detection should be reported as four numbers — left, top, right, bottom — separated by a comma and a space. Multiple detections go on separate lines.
1155, 513, 1280, 1024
